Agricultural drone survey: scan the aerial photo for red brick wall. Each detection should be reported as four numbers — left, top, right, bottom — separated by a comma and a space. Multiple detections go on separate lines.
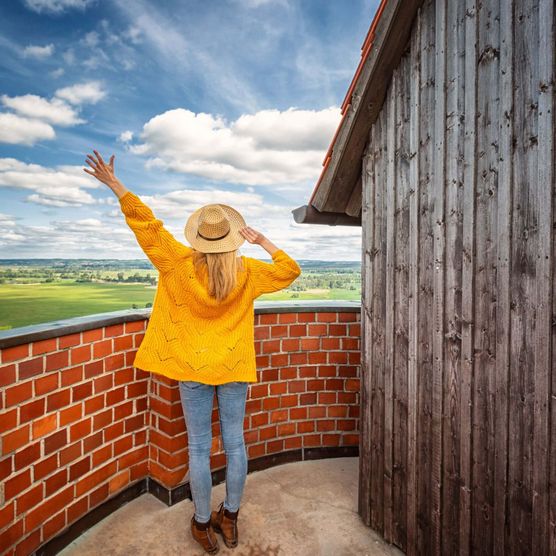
0, 309, 360, 554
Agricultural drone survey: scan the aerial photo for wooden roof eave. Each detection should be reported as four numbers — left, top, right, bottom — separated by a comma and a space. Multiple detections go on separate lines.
291, 204, 361, 227
293, 0, 423, 226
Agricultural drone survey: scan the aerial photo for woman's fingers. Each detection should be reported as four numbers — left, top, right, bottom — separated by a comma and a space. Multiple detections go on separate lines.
93, 149, 106, 166
239, 227, 254, 242
240, 226, 255, 236
86, 154, 99, 167
83, 149, 120, 191
87, 151, 115, 169
85, 151, 116, 174
239, 226, 262, 244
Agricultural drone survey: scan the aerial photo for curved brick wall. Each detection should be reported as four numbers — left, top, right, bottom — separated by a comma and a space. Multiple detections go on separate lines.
0, 303, 360, 554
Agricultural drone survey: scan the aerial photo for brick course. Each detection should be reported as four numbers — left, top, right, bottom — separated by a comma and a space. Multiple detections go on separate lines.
0, 309, 360, 554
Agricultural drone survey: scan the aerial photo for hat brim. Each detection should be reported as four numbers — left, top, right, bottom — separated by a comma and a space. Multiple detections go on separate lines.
184, 204, 246, 253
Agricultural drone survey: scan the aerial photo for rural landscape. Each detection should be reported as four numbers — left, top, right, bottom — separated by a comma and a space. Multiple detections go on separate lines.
0, 258, 361, 330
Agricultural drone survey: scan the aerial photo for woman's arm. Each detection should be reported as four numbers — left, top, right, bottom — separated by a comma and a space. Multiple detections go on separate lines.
239, 226, 301, 297
83, 150, 191, 274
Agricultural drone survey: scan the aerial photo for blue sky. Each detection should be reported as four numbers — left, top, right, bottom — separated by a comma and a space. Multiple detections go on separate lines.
0, 0, 376, 261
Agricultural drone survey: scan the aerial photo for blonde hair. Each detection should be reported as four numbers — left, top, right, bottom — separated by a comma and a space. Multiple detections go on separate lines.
192, 249, 244, 302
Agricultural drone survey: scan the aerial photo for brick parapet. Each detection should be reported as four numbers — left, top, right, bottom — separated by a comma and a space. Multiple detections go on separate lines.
0, 303, 361, 554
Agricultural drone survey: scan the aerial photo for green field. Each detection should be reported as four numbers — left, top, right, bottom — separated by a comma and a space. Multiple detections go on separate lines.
0, 281, 361, 330
0, 282, 156, 329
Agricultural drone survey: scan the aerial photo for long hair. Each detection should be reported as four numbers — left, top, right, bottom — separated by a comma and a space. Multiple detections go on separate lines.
191, 249, 243, 302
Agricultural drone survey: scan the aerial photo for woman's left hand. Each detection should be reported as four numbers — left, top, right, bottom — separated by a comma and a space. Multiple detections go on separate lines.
83, 150, 119, 189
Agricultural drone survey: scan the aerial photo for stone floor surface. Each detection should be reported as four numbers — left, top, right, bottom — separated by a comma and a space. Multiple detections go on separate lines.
59, 457, 403, 556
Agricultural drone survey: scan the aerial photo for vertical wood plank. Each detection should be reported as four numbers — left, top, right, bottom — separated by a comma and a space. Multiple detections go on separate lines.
406, 8, 421, 554
493, 0, 514, 553
459, 1, 478, 554
416, 1, 436, 552
471, 0, 500, 552
393, 48, 411, 551
359, 133, 374, 527
532, 0, 554, 553
550, 1, 556, 548
370, 106, 386, 535
441, 0, 466, 552
383, 69, 398, 545
546, 1, 556, 551
508, 1, 539, 553
432, 0, 447, 552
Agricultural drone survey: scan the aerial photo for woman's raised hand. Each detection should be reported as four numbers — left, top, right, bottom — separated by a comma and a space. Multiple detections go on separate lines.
239, 226, 266, 245
83, 150, 118, 189
240, 225, 279, 256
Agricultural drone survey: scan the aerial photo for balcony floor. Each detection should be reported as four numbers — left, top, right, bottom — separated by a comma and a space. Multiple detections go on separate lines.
59, 457, 401, 556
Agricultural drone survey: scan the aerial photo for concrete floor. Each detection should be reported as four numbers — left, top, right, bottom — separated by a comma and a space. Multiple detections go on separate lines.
60, 457, 403, 556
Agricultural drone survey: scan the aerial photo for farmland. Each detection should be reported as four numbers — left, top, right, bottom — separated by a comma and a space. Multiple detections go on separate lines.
0, 259, 361, 330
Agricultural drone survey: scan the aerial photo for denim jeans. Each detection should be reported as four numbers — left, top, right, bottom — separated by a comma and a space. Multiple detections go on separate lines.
178, 380, 249, 523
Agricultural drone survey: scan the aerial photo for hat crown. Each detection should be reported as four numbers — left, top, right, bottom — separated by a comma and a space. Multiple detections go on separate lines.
185, 202, 246, 253
197, 204, 230, 240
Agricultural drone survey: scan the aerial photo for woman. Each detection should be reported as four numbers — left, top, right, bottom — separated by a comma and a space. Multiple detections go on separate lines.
84, 150, 301, 554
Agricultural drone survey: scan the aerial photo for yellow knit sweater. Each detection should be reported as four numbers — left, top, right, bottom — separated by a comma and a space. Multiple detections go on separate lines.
119, 191, 301, 384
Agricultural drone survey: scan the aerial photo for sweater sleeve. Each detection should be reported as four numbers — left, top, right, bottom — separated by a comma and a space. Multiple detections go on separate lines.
248, 249, 301, 298
119, 191, 192, 274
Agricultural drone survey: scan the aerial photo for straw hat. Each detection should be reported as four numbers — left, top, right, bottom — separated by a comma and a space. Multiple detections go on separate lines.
184, 203, 246, 253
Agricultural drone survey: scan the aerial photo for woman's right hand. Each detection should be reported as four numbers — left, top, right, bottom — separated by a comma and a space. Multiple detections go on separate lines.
83, 150, 128, 198
239, 226, 266, 245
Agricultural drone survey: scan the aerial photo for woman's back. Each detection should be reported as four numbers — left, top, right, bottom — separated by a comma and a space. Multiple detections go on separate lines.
117, 189, 301, 384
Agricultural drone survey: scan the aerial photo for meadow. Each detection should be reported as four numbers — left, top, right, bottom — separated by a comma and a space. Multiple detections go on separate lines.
0, 259, 361, 330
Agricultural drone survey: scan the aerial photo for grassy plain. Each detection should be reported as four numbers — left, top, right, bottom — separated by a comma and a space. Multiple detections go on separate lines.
0, 281, 361, 329
0, 282, 156, 329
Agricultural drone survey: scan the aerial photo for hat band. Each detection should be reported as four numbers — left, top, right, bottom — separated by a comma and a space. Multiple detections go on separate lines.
197, 229, 231, 241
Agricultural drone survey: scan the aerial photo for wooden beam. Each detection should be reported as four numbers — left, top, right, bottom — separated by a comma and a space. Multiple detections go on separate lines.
291, 204, 361, 226
345, 174, 363, 217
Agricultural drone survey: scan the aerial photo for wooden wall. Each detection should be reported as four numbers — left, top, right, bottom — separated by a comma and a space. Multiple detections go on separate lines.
358, 0, 555, 554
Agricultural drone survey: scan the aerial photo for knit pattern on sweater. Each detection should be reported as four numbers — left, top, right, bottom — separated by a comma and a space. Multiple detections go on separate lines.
119, 191, 301, 384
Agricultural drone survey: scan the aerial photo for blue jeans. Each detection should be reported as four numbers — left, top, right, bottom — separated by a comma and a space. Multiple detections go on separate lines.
178, 380, 249, 523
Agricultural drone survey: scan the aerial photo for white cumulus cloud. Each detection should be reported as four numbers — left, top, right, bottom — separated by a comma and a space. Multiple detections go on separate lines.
0, 113, 55, 145
23, 43, 55, 58
103, 188, 361, 261
134, 189, 265, 220
0, 94, 84, 126
54, 81, 106, 105
0, 81, 106, 145
0, 157, 100, 207
118, 130, 134, 143
129, 106, 341, 186
23, 0, 95, 14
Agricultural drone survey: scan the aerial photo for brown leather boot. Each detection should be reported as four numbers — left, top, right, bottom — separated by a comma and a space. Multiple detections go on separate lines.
191, 514, 220, 554
210, 501, 239, 548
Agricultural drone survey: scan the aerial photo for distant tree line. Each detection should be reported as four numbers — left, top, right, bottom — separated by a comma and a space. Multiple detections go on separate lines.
0, 262, 362, 292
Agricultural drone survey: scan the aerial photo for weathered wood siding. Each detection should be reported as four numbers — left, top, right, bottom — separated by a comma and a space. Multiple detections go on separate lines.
359, 0, 555, 554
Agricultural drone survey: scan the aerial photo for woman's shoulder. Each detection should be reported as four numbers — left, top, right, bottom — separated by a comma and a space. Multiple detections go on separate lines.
239, 255, 251, 273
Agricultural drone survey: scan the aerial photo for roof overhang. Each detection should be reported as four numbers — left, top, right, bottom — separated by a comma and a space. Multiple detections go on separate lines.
292, 204, 361, 227
293, 0, 423, 226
